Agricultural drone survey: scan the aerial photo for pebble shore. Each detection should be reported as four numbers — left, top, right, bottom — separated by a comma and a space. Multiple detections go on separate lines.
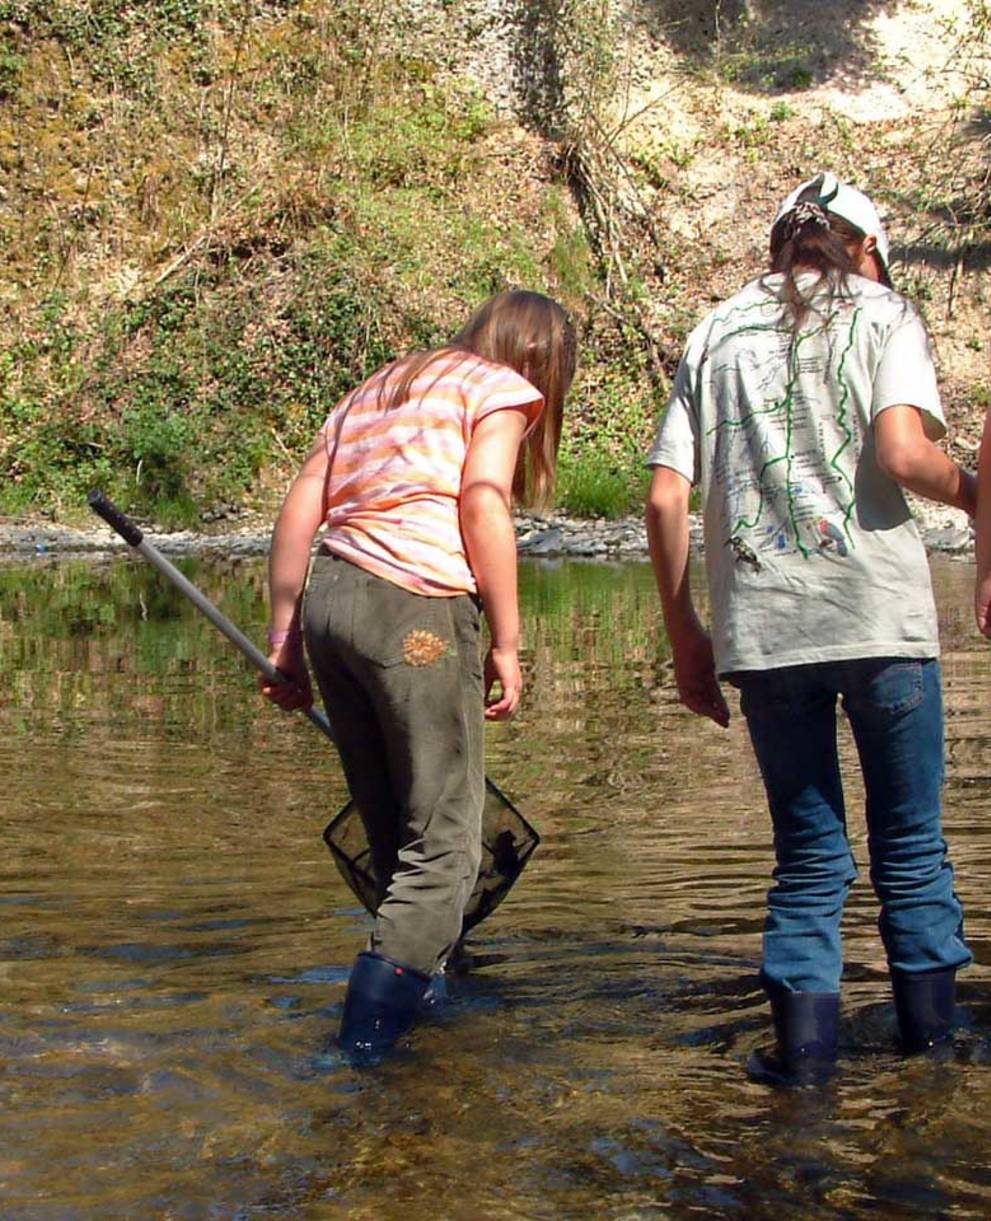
0, 502, 975, 561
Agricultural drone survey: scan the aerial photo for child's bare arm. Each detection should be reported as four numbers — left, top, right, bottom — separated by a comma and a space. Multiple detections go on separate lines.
975, 409, 991, 637
874, 405, 976, 514
460, 406, 533, 720
261, 437, 329, 710
646, 465, 730, 727
269, 437, 330, 631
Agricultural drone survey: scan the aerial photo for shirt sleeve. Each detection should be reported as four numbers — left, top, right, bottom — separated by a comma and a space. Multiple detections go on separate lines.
646, 332, 703, 484
474, 365, 544, 430
317, 390, 352, 437
873, 302, 945, 440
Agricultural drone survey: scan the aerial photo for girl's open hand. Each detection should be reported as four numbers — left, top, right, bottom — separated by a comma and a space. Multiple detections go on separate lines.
484, 645, 521, 720
259, 643, 313, 712
671, 624, 730, 728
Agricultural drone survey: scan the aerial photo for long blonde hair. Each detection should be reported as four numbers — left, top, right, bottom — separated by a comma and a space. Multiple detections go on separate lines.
340, 291, 576, 511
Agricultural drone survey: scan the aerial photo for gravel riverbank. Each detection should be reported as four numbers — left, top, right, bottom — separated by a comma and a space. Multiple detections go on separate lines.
0, 500, 975, 562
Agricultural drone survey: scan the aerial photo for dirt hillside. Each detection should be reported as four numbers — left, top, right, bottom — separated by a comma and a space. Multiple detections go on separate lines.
1, 0, 988, 525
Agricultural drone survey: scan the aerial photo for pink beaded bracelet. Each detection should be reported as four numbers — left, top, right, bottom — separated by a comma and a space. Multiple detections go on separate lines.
267, 627, 302, 646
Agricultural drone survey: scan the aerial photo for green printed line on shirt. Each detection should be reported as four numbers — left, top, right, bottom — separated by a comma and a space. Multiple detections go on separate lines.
729, 322, 828, 557
704, 323, 791, 438
831, 307, 861, 544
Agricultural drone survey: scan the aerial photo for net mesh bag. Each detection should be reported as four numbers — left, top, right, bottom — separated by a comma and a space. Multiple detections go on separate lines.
323, 778, 539, 935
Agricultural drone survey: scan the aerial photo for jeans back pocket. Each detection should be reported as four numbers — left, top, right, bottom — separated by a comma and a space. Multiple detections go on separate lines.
842, 658, 925, 722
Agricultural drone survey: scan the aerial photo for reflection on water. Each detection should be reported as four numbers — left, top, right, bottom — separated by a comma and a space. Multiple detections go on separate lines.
2, 553, 991, 1217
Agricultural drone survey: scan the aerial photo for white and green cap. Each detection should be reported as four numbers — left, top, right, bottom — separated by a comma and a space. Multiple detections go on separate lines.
775, 172, 890, 277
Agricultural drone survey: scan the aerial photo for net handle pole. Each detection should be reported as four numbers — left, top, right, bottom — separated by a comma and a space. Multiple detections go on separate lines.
87, 489, 336, 744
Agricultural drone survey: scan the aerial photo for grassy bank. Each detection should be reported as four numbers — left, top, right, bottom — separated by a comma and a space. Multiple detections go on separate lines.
2, 1, 989, 529
0, 0, 661, 528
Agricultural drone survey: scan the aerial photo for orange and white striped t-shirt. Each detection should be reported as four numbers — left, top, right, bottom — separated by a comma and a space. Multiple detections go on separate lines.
318, 353, 543, 596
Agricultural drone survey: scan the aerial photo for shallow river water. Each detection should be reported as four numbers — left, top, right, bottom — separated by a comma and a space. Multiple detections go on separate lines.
3, 553, 991, 1219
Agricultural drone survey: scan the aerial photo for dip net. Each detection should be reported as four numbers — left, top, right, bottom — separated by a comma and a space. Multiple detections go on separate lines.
323, 778, 540, 935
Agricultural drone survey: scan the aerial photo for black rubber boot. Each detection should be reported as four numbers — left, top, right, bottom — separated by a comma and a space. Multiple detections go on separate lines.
748, 991, 839, 1086
338, 951, 432, 1055
891, 967, 955, 1054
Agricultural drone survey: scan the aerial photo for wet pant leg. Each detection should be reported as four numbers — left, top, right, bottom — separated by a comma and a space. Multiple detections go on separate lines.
732, 665, 857, 995
304, 553, 484, 976
841, 657, 970, 977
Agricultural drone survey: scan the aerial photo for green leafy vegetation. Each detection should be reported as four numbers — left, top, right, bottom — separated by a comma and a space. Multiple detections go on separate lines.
2, 0, 645, 526
4, 0, 989, 529
556, 366, 655, 518
717, 42, 816, 92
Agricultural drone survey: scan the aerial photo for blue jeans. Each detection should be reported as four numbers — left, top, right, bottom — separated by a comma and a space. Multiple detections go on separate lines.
730, 658, 970, 995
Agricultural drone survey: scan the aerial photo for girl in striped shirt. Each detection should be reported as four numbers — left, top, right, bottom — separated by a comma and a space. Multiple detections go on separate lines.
261, 290, 576, 1054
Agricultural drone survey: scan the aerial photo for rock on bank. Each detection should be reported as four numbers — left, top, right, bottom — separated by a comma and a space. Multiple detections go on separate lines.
0, 500, 975, 561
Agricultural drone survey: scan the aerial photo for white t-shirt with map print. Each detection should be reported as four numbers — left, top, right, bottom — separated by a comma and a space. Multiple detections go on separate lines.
648, 272, 946, 676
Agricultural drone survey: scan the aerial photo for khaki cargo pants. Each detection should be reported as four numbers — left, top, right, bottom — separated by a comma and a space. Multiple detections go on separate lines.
303, 551, 485, 975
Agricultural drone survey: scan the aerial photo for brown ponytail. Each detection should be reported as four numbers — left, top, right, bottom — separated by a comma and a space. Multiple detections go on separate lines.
768, 174, 884, 329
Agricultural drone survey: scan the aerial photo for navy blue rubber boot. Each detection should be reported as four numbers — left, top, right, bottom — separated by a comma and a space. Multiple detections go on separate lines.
891, 968, 955, 1054
338, 952, 432, 1055
748, 991, 839, 1086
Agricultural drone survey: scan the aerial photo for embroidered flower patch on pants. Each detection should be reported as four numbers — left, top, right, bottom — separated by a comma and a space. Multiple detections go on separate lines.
402, 629, 448, 667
